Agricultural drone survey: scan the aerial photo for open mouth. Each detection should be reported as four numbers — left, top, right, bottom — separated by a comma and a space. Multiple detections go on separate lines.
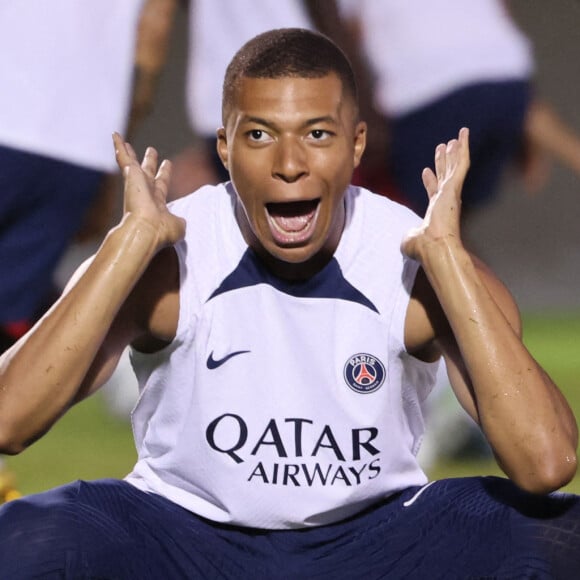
266, 199, 320, 245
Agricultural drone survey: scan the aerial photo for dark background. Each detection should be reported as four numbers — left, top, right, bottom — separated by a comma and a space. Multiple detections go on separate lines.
132, 0, 580, 312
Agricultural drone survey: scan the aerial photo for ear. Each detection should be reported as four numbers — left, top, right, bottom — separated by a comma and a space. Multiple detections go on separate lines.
352, 121, 367, 169
216, 128, 229, 171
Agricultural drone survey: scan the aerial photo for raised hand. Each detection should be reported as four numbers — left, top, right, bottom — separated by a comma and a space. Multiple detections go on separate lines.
113, 133, 186, 249
401, 128, 470, 261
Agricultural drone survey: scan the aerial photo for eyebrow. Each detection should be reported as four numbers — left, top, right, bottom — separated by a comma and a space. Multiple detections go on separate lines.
241, 115, 338, 131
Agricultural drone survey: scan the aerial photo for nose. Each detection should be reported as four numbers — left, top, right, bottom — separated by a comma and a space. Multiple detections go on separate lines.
272, 136, 308, 183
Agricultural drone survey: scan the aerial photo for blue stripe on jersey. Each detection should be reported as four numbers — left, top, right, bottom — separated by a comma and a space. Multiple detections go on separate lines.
208, 249, 379, 313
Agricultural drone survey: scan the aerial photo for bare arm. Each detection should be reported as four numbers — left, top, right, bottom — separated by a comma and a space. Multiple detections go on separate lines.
404, 128, 578, 493
520, 98, 580, 191
76, 0, 179, 242
0, 135, 185, 454
303, 0, 389, 168
127, 0, 179, 137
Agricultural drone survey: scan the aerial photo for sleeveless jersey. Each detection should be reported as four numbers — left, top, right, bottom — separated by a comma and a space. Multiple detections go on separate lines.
125, 184, 438, 529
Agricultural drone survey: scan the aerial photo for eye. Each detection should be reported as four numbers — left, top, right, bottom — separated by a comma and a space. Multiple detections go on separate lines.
247, 129, 272, 143
308, 129, 332, 141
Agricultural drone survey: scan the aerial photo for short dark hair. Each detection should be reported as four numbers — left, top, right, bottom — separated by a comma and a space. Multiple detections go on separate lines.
222, 28, 358, 124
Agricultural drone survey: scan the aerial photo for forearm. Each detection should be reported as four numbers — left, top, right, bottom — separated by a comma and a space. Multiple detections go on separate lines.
127, 0, 178, 136
0, 216, 159, 453
526, 100, 580, 175
421, 239, 578, 492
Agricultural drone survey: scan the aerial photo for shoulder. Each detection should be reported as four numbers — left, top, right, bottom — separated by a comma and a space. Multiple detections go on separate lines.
346, 185, 422, 240
349, 185, 419, 217
168, 182, 230, 214
168, 182, 236, 241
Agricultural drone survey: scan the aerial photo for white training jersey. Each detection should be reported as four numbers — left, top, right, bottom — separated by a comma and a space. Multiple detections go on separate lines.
125, 184, 438, 529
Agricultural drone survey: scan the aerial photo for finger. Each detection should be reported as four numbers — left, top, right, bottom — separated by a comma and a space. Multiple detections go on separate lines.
154, 159, 173, 200
458, 127, 471, 169
434, 143, 446, 181
112, 131, 123, 150
172, 214, 187, 242
446, 129, 470, 178
126, 142, 138, 159
113, 132, 137, 168
141, 147, 159, 180
445, 139, 459, 172
121, 163, 146, 213
421, 168, 438, 198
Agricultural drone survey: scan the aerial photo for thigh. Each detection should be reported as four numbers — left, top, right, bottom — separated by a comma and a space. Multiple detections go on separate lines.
0, 479, 274, 579
389, 80, 530, 216
459, 81, 530, 211
0, 147, 102, 321
281, 479, 513, 579
0, 480, 148, 579
287, 477, 580, 579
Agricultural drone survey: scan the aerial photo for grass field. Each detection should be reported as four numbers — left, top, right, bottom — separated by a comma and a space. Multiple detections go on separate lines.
4, 311, 580, 496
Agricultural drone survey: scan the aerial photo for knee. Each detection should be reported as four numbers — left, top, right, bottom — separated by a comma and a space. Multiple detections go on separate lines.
0, 483, 80, 570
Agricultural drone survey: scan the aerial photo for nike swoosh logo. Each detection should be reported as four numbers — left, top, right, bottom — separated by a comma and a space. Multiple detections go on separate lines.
402, 481, 436, 508
206, 350, 251, 370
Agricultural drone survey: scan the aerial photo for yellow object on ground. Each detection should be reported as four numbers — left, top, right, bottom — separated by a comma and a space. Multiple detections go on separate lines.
0, 467, 22, 504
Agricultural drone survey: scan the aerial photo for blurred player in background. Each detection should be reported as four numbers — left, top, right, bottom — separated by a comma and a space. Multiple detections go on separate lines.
0, 0, 176, 502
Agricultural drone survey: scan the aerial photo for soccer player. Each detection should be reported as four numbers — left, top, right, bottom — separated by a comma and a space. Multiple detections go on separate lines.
0, 28, 578, 578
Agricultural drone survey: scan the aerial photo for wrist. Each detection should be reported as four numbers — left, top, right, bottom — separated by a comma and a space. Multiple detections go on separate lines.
107, 213, 163, 261
416, 237, 475, 295
413, 234, 466, 268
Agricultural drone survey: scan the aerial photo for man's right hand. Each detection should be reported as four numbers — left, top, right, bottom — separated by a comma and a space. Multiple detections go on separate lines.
113, 133, 186, 250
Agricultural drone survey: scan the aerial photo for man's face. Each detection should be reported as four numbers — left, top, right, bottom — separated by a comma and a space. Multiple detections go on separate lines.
218, 73, 366, 277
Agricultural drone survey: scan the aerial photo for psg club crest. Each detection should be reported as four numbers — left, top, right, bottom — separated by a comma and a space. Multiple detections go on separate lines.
343, 353, 386, 394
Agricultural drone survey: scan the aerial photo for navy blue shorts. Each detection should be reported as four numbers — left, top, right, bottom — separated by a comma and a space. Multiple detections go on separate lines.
390, 80, 531, 216
0, 145, 102, 324
0, 476, 579, 578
